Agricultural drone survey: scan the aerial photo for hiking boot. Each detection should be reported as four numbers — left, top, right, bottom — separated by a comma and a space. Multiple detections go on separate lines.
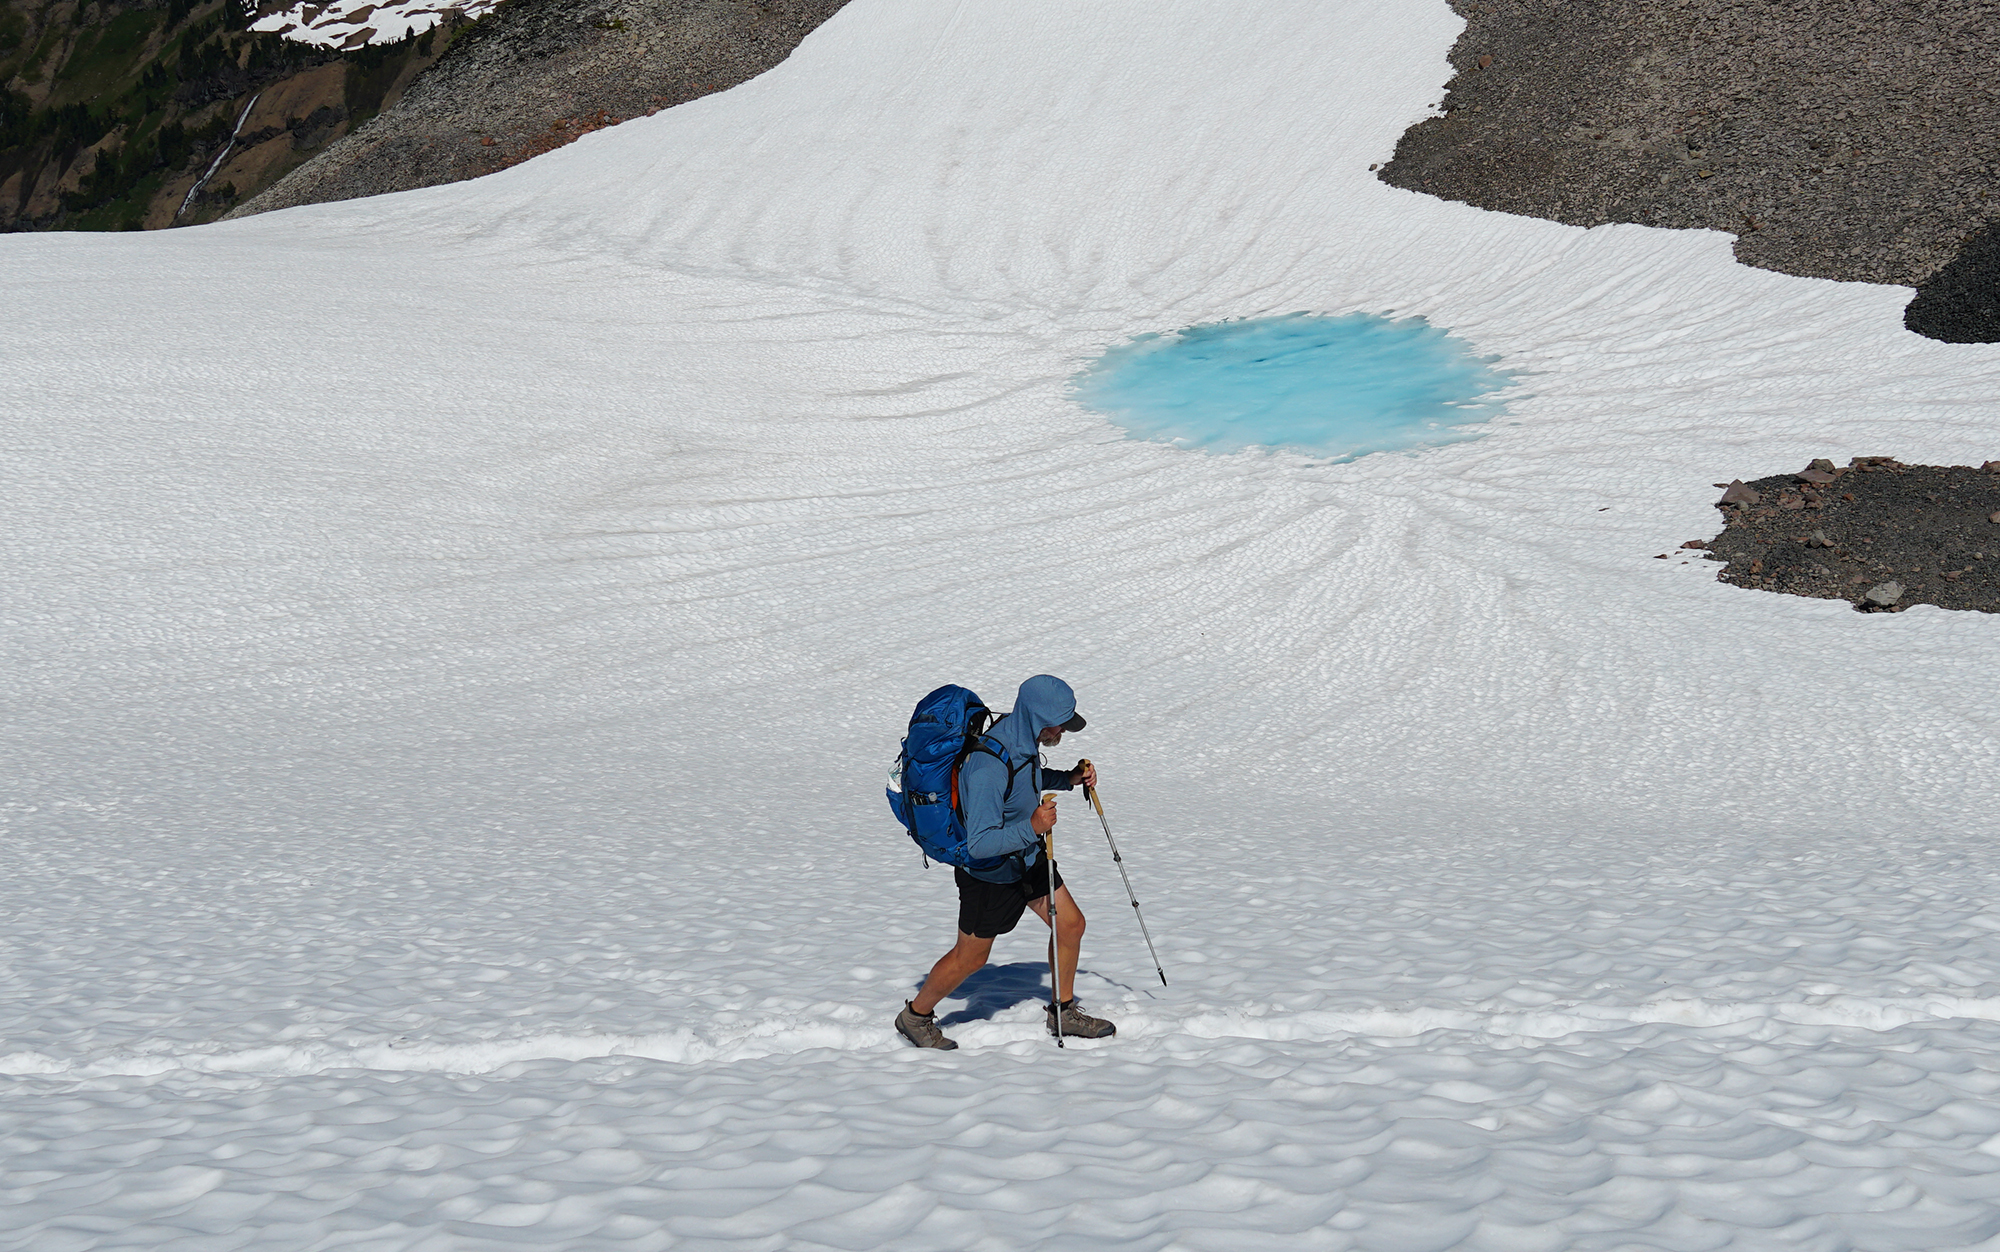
896, 1001, 958, 1050
1046, 998, 1116, 1039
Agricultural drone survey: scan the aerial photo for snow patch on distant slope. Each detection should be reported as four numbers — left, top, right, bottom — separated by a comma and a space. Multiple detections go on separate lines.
252, 0, 497, 48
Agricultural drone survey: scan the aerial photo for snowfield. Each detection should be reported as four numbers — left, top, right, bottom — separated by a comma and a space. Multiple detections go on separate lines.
7, 1, 2000, 1248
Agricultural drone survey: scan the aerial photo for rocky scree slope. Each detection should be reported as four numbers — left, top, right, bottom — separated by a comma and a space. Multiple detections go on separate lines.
1381, 0, 2000, 341
228, 0, 849, 219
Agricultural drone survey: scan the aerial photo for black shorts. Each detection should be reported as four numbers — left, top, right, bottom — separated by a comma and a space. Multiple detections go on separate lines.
955, 863, 1065, 939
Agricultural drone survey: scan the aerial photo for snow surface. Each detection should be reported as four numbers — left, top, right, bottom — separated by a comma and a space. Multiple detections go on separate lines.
252, 0, 498, 48
6, 0, 2000, 1247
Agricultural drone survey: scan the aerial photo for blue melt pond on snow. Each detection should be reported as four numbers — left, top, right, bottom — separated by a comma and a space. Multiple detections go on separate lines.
1073, 312, 1515, 460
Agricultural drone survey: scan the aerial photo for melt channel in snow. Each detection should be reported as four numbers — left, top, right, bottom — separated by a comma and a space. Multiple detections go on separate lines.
5, 0, 2000, 1249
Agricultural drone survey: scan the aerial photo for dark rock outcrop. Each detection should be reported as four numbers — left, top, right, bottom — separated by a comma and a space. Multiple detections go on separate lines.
228, 0, 849, 220
1904, 220, 2000, 344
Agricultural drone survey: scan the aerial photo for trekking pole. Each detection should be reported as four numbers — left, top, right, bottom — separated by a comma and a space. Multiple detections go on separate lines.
1043, 794, 1063, 1048
1078, 761, 1167, 986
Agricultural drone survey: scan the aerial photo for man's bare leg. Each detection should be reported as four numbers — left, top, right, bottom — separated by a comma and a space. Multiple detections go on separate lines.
1027, 886, 1086, 1002
910, 931, 994, 1016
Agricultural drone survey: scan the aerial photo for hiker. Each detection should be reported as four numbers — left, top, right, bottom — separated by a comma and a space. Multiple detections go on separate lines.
896, 674, 1116, 1049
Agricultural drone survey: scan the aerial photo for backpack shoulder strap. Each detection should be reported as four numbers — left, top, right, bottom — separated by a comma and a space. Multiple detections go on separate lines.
971, 733, 1036, 788
953, 733, 1031, 809
968, 732, 1025, 769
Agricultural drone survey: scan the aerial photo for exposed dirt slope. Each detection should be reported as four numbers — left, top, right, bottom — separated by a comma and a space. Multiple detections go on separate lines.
228, 0, 848, 220
1379, 0, 2000, 336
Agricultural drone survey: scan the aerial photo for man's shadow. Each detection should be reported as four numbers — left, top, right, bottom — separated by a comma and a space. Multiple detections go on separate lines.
924, 962, 1058, 1026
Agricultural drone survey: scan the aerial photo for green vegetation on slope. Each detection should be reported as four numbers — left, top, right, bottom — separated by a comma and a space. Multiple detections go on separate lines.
1, 0, 448, 231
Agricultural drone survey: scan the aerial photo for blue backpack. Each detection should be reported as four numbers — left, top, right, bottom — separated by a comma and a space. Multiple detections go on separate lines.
887, 684, 1020, 869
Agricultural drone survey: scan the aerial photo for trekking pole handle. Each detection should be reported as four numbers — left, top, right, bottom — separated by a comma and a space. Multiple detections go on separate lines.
1078, 759, 1107, 818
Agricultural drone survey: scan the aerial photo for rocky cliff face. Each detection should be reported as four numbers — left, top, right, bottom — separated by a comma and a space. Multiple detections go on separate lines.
228, 0, 848, 220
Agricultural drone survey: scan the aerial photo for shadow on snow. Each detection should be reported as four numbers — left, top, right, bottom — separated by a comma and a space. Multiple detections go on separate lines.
923, 961, 1053, 1026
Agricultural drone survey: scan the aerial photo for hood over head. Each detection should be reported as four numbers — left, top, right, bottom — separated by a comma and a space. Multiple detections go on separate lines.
991, 674, 1083, 756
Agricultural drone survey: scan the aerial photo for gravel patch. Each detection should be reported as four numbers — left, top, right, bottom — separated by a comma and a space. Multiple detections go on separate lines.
1690, 458, 2000, 613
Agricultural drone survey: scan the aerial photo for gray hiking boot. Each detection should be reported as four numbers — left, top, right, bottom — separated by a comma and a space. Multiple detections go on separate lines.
896, 1001, 958, 1050
1046, 998, 1116, 1039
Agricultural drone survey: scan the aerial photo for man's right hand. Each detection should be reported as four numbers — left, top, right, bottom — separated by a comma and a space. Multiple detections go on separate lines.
1031, 797, 1057, 835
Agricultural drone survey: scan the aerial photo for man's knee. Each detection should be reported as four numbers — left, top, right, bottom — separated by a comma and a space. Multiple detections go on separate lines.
953, 932, 995, 964
1056, 892, 1086, 933
1041, 897, 1085, 936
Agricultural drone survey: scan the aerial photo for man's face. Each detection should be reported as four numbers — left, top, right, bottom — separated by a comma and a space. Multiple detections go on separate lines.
1038, 726, 1065, 747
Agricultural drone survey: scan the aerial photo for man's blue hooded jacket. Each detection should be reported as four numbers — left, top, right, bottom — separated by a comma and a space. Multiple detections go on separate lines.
959, 675, 1081, 884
